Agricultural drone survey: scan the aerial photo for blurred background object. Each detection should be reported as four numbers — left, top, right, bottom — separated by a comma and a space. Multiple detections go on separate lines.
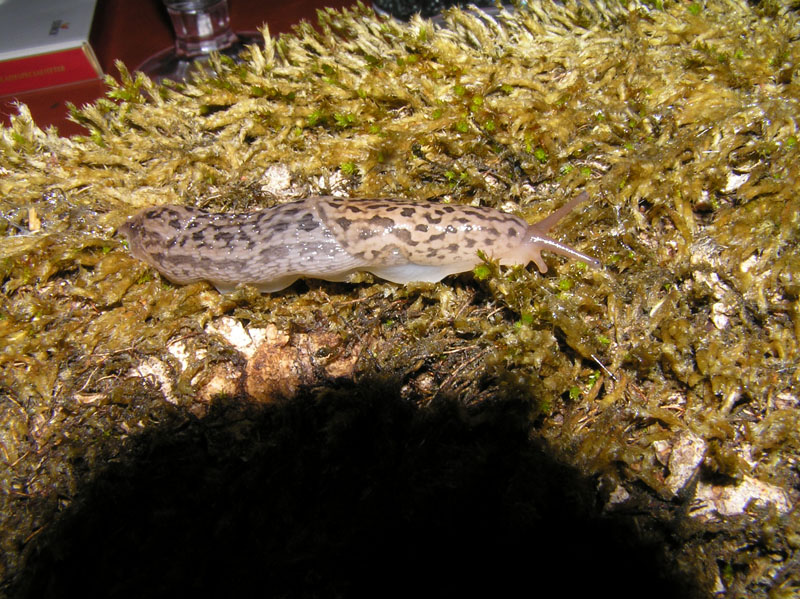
137, 0, 263, 83
0, 0, 355, 136
0, 0, 102, 96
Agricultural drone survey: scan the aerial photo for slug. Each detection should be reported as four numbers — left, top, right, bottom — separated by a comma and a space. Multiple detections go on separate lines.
119, 194, 599, 293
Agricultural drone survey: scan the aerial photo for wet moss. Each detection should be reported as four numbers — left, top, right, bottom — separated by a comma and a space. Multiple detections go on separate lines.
1, 0, 799, 594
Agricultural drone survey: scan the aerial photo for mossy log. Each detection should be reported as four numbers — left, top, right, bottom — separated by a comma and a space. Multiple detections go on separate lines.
1, 1, 799, 595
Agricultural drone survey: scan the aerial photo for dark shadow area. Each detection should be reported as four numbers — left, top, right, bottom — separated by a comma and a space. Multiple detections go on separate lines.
11, 376, 699, 598
373, 0, 498, 20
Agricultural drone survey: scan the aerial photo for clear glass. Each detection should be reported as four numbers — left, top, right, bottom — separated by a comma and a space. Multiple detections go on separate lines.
137, 0, 261, 83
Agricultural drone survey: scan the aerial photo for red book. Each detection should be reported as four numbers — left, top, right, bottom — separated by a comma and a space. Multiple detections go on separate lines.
0, 0, 102, 96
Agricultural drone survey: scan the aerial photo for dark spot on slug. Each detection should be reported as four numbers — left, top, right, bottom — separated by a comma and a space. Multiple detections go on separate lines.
393, 229, 419, 246
161, 253, 200, 265
401, 207, 415, 218
214, 231, 235, 243
415, 224, 428, 233
367, 215, 395, 229
297, 212, 319, 232
278, 206, 304, 217
256, 212, 274, 226
259, 245, 289, 259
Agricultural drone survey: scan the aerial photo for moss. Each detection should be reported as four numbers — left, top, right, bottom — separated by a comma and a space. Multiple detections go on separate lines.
1, 0, 800, 594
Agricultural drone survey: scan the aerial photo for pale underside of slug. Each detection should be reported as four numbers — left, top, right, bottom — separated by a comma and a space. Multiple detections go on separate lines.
119, 195, 599, 293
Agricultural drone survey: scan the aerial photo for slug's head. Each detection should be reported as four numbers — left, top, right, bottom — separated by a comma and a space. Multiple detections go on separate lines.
513, 192, 601, 273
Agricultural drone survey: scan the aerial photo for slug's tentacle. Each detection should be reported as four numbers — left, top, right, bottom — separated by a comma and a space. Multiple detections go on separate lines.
522, 192, 601, 273
532, 191, 590, 232
119, 194, 599, 293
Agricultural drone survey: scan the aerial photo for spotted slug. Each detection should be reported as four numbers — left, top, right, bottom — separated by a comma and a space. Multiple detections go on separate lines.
119, 194, 599, 293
